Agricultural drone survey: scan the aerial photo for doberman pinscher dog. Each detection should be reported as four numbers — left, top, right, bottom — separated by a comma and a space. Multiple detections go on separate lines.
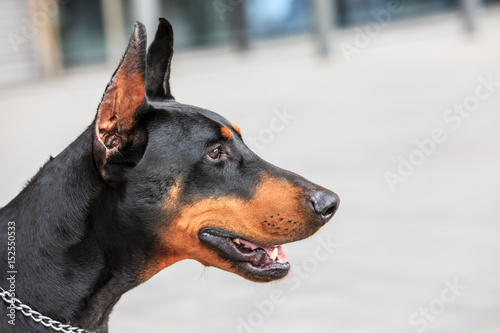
0, 19, 339, 332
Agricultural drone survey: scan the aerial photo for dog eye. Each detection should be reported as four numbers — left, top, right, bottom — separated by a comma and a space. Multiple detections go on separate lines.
207, 147, 222, 160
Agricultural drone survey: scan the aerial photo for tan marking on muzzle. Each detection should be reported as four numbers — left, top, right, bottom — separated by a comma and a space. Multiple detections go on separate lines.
140, 175, 320, 281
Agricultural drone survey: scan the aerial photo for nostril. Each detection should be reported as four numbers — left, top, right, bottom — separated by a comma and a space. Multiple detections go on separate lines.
323, 205, 335, 217
309, 190, 339, 222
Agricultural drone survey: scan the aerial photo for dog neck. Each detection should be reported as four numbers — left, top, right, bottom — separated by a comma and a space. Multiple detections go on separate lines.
0, 127, 149, 332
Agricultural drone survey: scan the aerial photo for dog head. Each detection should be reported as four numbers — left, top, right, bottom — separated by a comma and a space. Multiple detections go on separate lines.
92, 19, 339, 283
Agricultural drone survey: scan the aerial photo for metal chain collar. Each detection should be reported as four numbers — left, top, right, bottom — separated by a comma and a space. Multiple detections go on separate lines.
0, 287, 93, 333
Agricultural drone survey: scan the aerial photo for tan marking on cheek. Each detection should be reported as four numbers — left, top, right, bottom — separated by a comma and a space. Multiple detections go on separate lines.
221, 126, 233, 140
166, 178, 182, 204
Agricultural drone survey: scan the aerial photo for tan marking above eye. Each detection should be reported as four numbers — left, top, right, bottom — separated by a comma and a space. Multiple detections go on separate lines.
220, 126, 233, 140
231, 123, 241, 136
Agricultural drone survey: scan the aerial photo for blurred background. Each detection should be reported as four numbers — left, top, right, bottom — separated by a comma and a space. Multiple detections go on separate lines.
1, 0, 500, 332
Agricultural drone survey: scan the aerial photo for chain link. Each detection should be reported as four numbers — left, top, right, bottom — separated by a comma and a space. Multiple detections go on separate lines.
1, 287, 93, 333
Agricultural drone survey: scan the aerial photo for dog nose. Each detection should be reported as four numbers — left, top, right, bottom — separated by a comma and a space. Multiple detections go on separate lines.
309, 190, 339, 223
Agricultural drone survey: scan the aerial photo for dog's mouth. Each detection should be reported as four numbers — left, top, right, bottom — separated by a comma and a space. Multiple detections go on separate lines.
198, 227, 290, 282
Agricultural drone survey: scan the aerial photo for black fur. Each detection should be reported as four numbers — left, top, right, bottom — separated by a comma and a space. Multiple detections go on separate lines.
146, 18, 175, 100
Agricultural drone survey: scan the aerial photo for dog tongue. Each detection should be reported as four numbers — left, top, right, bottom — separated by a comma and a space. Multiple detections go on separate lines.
239, 239, 288, 263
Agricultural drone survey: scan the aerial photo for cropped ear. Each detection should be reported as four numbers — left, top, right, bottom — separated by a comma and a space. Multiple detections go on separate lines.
146, 18, 174, 100
93, 22, 148, 180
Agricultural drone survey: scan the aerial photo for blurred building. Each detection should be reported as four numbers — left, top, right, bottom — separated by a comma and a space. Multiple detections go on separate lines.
0, 0, 498, 85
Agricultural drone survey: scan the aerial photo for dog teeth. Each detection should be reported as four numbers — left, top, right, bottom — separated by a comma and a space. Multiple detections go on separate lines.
233, 238, 241, 245
270, 247, 278, 260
